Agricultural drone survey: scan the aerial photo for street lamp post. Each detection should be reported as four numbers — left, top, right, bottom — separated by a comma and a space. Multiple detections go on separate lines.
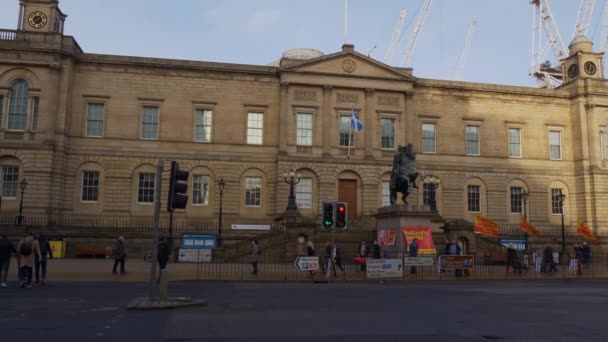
423, 175, 440, 213
558, 193, 566, 255
283, 169, 302, 211
522, 190, 529, 252
217, 178, 225, 248
16, 178, 28, 225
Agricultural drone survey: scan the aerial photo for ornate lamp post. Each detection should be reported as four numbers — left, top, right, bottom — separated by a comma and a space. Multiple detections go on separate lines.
217, 178, 225, 248
522, 190, 529, 252
423, 175, 440, 213
283, 169, 302, 211
16, 178, 28, 225
558, 193, 566, 255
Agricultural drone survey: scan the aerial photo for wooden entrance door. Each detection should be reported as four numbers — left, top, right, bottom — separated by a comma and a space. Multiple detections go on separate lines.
338, 179, 357, 220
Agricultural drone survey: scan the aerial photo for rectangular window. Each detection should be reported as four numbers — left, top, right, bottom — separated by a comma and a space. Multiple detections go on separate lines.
137, 173, 155, 203
423, 183, 435, 207
467, 185, 480, 213
192, 175, 209, 205
245, 177, 261, 207
141, 106, 159, 139
382, 181, 391, 207
0, 166, 18, 198
549, 130, 562, 160
247, 112, 263, 145
551, 188, 563, 214
339, 116, 353, 147
195, 109, 212, 142
81, 171, 100, 202
31, 96, 39, 131
380, 118, 395, 149
422, 123, 436, 153
466, 126, 480, 156
508, 128, 521, 158
510, 186, 523, 213
295, 177, 312, 208
85, 103, 105, 137
296, 112, 313, 146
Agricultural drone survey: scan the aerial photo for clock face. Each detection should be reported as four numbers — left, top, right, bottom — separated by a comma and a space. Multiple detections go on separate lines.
568, 64, 579, 79
28, 11, 48, 29
584, 61, 597, 76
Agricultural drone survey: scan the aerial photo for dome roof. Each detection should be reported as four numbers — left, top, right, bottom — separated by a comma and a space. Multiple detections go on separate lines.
281, 48, 324, 60
570, 33, 592, 46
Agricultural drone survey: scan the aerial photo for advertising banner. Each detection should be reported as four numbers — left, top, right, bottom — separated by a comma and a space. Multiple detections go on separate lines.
49, 239, 65, 258
403, 257, 435, 266
439, 255, 474, 269
366, 259, 403, 279
178, 249, 212, 263
401, 227, 436, 254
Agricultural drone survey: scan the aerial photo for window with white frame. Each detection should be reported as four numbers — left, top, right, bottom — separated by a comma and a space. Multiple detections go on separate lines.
382, 181, 391, 207
141, 106, 159, 139
549, 130, 562, 160
466, 126, 480, 156
85, 103, 105, 137
8, 79, 29, 131
296, 112, 313, 146
551, 188, 563, 214
81, 171, 100, 202
245, 177, 261, 206
32, 97, 39, 131
0, 166, 19, 198
380, 118, 395, 149
247, 112, 263, 145
423, 183, 435, 207
137, 172, 155, 203
339, 116, 353, 147
195, 109, 212, 142
192, 175, 209, 205
510, 186, 523, 213
295, 177, 312, 208
422, 123, 436, 153
508, 128, 521, 158
467, 185, 480, 212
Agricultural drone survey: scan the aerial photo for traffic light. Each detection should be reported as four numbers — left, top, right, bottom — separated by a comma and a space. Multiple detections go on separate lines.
322, 202, 335, 228
335, 202, 347, 229
167, 161, 189, 211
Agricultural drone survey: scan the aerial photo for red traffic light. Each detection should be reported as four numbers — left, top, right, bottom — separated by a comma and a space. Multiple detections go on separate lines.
338, 206, 345, 212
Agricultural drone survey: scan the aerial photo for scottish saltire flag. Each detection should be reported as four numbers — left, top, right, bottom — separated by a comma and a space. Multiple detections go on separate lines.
350, 107, 363, 132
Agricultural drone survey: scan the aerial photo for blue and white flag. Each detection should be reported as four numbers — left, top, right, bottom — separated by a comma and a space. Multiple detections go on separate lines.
350, 107, 363, 132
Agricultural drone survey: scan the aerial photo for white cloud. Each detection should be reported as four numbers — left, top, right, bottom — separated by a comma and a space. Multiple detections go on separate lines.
247, 9, 281, 30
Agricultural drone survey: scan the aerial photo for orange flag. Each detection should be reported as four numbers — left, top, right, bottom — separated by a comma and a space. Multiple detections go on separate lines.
576, 220, 598, 241
520, 215, 540, 235
474, 215, 500, 237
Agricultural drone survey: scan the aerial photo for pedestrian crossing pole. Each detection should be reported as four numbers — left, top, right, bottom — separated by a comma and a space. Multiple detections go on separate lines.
149, 159, 163, 300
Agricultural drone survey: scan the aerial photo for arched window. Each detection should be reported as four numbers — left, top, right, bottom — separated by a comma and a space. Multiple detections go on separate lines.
8, 79, 29, 131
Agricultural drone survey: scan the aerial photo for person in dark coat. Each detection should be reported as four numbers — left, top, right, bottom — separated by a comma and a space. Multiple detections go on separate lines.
305, 241, 316, 277
0, 234, 16, 288
542, 244, 557, 273
506, 244, 521, 274
157, 238, 170, 271
334, 243, 344, 272
372, 240, 381, 259
358, 241, 368, 272
581, 242, 591, 267
111, 236, 126, 275
409, 238, 419, 275
34, 234, 53, 285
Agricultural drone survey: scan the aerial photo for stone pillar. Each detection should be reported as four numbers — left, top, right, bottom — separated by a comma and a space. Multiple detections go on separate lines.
279, 81, 289, 155
18, 4, 24, 30
365, 88, 375, 159
322, 85, 333, 156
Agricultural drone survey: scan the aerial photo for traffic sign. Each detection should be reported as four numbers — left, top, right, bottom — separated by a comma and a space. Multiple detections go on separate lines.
403, 257, 435, 267
293, 256, 319, 271
366, 259, 403, 279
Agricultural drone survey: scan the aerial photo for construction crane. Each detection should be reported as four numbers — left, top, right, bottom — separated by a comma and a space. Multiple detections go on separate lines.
455, 18, 477, 80
384, 8, 407, 64
530, 0, 568, 88
601, 0, 608, 75
572, 0, 596, 39
401, 0, 433, 67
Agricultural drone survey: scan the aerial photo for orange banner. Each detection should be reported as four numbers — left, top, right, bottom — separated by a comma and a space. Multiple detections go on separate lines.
519, 215, 540, 235
401, 227, 436, 254
474, 215, 499, 237
576, 220, 598, 241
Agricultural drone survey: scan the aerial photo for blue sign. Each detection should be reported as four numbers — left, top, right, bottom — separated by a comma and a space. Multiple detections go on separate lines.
181, 234, 217, 249
498, 238, 526, 252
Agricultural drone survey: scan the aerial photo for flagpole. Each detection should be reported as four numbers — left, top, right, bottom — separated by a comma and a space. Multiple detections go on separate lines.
347, 122, 353, 159
344, 0, 348, 44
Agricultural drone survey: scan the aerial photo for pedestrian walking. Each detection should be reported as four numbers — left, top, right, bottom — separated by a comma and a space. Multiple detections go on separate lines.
581, 242, 591, 268
542, 244, 557, 273
0, 234, 16, 288
111, 236, 126, 275
506, 244, 521, 274
157, 237, 170, 271
358, 240, 368, 272
306, 240, 316, 277
409, 238, 419, 275
34, 234, 53, 286
334, 243, 345, 272
250, 238, 261, 275
372, 240, 381, 259
573, 243, 583, 276
17, 233, 40, 288
324, 242, 334, 277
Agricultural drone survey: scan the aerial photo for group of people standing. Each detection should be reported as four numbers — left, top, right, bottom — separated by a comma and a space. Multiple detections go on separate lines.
0, 232, 53, 288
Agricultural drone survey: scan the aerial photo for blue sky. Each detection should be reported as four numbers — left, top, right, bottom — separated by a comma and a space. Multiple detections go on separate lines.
1, 0, 605, 87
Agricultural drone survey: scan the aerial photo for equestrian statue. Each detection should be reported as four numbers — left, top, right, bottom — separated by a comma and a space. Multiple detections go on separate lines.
389, 144, 420, 205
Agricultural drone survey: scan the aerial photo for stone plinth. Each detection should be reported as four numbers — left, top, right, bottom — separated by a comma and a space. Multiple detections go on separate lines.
375, 205, 444, 258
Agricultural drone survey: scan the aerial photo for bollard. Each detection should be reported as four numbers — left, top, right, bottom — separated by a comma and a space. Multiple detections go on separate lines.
159, 269, 168, 300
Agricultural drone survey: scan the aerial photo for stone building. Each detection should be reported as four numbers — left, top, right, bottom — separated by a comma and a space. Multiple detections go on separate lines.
1, 0, 608, 240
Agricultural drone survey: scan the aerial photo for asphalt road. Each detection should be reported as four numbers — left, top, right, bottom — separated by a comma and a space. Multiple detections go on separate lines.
1, 280, 608, 342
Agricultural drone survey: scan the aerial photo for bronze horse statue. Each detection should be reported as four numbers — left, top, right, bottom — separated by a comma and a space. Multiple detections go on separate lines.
389, 144, 419, 205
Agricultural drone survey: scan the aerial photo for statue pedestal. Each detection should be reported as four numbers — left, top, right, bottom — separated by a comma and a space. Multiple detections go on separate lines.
375, 204, 443, 258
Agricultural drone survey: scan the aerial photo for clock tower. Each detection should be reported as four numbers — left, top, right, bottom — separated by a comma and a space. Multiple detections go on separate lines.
17, 0, 67, 34
561, 33, 605, 83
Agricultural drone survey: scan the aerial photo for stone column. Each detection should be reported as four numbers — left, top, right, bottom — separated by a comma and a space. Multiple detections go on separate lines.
322, 85, 333, 157
365, 88, 375, 159
17, 4, 24, 30
279, 81, 289, 155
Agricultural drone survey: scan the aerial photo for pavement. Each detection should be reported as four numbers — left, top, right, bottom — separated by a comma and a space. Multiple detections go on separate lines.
2, 280, 608, 341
